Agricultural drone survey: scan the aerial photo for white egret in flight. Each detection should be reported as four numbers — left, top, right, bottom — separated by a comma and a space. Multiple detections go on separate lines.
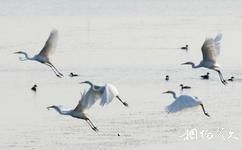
163, 91, 210, 117
47, 91, 99, 132
181, 33, 227, 85
14, 29, 63, 78
79, 81, 129, 107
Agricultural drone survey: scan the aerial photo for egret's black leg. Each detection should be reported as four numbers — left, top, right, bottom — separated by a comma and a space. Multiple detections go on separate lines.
200, 104, 210, 117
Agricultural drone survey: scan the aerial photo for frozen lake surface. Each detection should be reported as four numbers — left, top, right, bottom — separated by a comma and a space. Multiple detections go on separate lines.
0, 0, 242, 149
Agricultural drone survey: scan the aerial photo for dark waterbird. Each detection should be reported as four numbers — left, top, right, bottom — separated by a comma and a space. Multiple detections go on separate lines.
31, 84, 37, 92
201, 72, 210, 80
180, 84, 191, 90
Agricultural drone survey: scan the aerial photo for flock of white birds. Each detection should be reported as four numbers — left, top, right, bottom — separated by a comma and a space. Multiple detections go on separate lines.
14, 29, 228, 132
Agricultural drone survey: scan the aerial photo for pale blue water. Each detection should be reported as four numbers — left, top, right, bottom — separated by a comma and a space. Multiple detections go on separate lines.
0, 0, 242, 149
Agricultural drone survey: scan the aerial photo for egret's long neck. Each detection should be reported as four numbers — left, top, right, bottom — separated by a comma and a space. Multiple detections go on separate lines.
85, 81, 94, 88
169, 91, 177, 99
19, 52, 34, 61
50, 106, 71, 115
190, 62, 200, 68
84, 81, 101, 91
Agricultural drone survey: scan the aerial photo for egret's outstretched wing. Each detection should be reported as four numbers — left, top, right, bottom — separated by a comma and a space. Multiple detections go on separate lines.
38, 29, 58, 57
100, 85, 115, 106
166, 95, 199, 113
214, 33, 222, 55
201, 39, 217, 63
73, 90, 87, 112
76, 89, 101, 111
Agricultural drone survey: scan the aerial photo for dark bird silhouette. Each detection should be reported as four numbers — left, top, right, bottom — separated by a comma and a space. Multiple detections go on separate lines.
201, 72, 210, 80
180, 84, 191, 90
31, 84, 37, 92
181, 45, 188, 50
69, 72, 79, 77
228, 76, 234, 82
165, 75, 169, 81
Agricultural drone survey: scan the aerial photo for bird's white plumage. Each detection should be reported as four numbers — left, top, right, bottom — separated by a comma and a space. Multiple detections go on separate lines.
214, 33, 222, 55
79, 84, 119, 109
79, 89, 100, 109
48, 91, 99, 132
100, 84, 119, 106
166, 95, 201, 113
38, 29, 58, 57
201, 33, 222, 63
182, 33, 227, 85
14, 29, 63, 77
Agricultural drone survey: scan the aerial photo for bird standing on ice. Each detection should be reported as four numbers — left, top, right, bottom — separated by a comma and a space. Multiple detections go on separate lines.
181, 33, 227, 85
14, 29, 63, 78
47, 91, 99, 132
79, 81, 128, 107
163, 91, 210, 117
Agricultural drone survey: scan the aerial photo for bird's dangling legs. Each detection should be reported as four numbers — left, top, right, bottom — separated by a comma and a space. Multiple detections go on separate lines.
200, 104, 210, 117
116, 96, 128, 107
45, 62, 63, 77
48, 62, 64, 77
215, 70, 227, 85
86, 119, 99, 132
45, 63, 62, 78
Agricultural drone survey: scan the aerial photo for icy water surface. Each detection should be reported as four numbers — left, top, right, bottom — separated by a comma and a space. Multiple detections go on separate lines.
0, 0, 242, 149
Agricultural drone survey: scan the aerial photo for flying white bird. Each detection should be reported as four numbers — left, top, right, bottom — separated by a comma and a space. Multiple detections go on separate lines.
14, 29, 63, 78
163, 91, 210, 117
79, 81, 129, 108
47, 91, 99, 132
181, 33, 227, 85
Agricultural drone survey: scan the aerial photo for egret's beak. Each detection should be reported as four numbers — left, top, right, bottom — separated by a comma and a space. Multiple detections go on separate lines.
46, 106, 53, 110
181, 62, 188, 65
181, 62, 193, 65
79, 81, 85, 84
162, 91, 169, 94
14, 52, 19, 54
